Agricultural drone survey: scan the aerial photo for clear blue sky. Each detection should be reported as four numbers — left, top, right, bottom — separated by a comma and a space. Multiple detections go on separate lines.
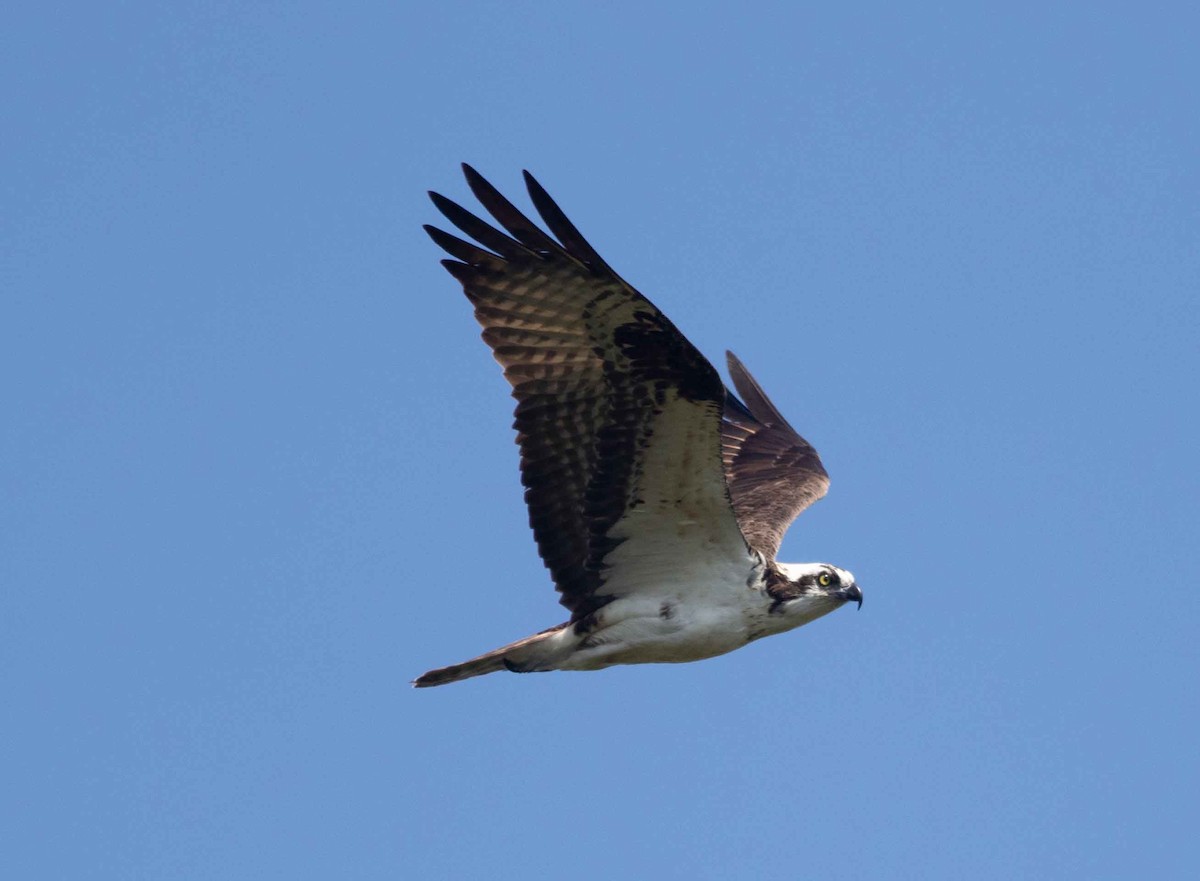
4, 3, 1198, 878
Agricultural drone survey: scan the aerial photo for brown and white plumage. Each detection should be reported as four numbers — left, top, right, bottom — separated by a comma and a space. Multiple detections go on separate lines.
414, 165, 860, 688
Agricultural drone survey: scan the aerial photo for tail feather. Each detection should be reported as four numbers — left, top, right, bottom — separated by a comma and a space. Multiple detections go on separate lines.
412, 651, 509, 688
413, 623, 570, 688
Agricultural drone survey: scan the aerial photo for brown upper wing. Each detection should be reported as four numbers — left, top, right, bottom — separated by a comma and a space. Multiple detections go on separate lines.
426, 165, 740, 621
721, 351, 830, 561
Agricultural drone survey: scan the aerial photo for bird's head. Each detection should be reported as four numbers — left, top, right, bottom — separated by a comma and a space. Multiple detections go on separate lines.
771, 562, 862, 618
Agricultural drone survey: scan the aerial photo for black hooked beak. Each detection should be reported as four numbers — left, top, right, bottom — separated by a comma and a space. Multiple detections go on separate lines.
840, 584, 863, 610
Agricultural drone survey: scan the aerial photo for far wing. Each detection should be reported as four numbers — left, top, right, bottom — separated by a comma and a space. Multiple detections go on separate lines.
721, 352, 830, 561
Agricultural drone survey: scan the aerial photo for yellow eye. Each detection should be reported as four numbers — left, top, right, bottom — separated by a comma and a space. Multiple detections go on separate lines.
818, 573, 832, 587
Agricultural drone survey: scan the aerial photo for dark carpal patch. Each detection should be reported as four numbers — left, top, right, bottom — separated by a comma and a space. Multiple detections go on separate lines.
613, 312, 723, 405
659, 601, 675, 620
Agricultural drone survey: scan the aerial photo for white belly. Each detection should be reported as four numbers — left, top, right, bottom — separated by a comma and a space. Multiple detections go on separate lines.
558, 574, 774, 670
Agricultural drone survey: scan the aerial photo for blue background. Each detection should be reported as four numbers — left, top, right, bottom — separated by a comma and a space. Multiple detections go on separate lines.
4, 3, 1197, 878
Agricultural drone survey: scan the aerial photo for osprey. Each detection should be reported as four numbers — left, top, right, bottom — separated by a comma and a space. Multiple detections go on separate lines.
414, 165, 861, 688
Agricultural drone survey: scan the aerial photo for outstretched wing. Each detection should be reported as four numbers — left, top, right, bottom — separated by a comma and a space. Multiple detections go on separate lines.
721, 352, 830, 561
427, 165, 751, 621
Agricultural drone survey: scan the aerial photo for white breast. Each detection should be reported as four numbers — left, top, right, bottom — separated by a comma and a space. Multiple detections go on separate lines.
559, 554, 769, 669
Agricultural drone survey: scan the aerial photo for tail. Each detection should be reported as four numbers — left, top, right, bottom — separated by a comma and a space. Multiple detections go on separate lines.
413, 623, 571, 688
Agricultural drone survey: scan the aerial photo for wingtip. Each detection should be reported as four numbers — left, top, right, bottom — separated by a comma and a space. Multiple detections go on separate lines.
424, 224, 460, 250
461, 163, 490, 192
523, 168, 550, 197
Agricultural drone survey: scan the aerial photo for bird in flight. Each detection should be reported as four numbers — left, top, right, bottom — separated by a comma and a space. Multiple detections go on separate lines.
414, 165, 861, 687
